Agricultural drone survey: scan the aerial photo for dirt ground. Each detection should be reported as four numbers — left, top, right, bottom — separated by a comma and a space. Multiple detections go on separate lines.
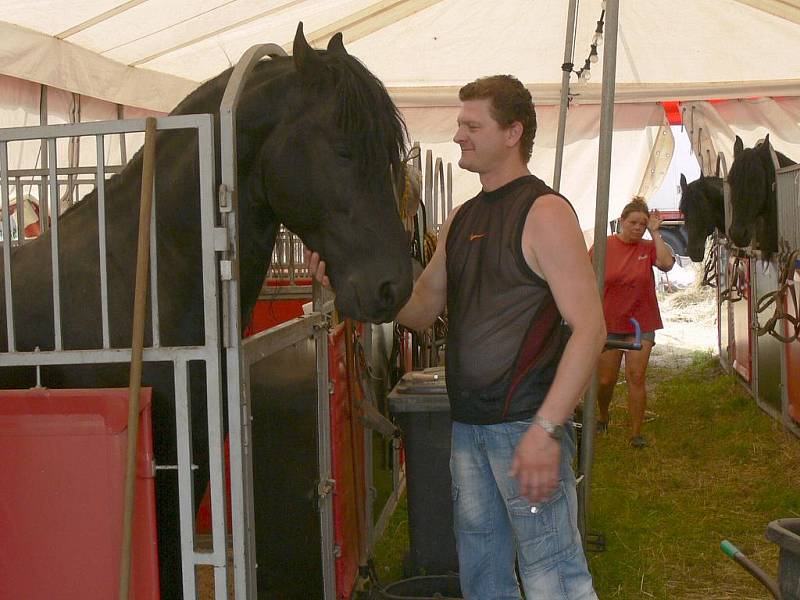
651, 264, 718, 367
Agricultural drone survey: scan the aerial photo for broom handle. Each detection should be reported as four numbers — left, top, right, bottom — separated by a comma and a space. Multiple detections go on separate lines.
118, 116, 157, 600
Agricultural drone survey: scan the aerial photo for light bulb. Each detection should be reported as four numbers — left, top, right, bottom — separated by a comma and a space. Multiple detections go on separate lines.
590, 53, 599, 64
583, 70, 592, 81
592, 32, 603, 46
601, 1, 606, 9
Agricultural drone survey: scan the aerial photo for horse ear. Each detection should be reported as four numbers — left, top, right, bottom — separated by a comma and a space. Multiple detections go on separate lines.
327, 32, 348, 57
734, 135, 744, 157
293, 22, 324, 74
680, 174, 688, 192
761, 133, 772, 152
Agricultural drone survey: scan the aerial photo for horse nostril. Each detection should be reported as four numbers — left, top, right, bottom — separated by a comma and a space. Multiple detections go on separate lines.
379, 280, 399, 309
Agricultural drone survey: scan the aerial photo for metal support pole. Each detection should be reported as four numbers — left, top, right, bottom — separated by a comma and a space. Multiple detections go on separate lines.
553, 0, 579, 191
580, 0, 620, 544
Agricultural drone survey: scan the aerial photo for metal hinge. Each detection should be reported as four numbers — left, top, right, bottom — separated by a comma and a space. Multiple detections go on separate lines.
213, 227, 229, 252
218, 183, 232, 213
220, 259, 233, 281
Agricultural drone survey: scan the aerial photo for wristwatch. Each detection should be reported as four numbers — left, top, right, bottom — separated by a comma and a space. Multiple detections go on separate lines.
533, 415, 565, 441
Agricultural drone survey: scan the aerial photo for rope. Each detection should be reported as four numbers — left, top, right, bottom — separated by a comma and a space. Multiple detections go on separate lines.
701, 233, 719, 288
754, 243, 800, 343
719, 244, 749, 304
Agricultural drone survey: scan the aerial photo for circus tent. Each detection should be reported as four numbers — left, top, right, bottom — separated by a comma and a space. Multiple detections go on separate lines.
2, 0, 800, 228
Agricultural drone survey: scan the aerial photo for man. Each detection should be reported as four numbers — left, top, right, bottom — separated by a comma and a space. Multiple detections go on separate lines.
308, 75, 605, 599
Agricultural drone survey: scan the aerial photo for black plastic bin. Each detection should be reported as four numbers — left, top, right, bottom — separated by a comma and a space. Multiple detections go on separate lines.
766, 518, 800, 600
375, 575, 462, 599
388, 369, 459, 576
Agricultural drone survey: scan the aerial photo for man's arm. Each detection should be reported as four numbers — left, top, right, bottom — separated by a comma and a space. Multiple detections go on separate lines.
395, 207, 460, 331
511, 194, 607, 503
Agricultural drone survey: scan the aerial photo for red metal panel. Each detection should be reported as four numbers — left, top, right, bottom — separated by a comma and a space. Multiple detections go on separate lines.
0, 388, 159, 599
244, 298, 306, 336
329, 323, 367, 600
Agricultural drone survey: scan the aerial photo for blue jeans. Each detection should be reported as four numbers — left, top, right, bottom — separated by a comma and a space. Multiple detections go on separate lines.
450, 420, 597, 599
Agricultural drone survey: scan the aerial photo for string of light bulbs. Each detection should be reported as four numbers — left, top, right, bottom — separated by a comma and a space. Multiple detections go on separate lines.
567, 2, 606, 83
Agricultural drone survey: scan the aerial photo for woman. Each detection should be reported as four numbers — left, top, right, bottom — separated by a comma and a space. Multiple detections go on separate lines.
591, 197, 675, 448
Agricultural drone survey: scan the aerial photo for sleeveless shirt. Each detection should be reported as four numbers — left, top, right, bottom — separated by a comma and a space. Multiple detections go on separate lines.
445, 175, 571, 424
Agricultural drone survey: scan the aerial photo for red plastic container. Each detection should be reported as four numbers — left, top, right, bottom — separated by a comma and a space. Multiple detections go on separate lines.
0, 388, 159, 599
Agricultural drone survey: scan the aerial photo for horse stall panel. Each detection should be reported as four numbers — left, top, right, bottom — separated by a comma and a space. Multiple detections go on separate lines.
244, 278, 313, 337
0, 115, 230, 600
754, 261, 783, 414
0, 388, 158, 600
729, 256, 753, 383
785, 267, 800, 428
247, 336, 325, 599
328, 323, 367, 600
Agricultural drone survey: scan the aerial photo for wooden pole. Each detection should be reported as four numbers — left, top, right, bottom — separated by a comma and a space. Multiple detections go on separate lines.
118, 116, 157, 600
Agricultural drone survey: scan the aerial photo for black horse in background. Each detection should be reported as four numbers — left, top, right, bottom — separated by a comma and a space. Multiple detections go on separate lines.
728, 134, 796, 257
1, 24, 412, 598
679, 172, 725, 262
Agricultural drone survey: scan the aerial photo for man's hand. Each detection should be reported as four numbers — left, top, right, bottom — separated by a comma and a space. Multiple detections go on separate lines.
509, 425, 561, 503
303, 247, 331, 288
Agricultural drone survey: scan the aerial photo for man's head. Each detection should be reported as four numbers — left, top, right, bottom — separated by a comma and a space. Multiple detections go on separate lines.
454, 75, 537, 175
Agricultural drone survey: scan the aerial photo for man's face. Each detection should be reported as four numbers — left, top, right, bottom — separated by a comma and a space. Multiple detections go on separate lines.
453, 98, 511, 174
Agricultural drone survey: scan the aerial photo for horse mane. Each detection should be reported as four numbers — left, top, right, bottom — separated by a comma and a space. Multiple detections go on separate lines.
169, 50, 407, 191
678, 176, 723, 215
728, 146, 768, 200
325, 53, 408, 187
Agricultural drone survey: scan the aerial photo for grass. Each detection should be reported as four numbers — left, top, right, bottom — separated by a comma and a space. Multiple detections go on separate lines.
371, 352, 800, 599
589, 352, 800, 599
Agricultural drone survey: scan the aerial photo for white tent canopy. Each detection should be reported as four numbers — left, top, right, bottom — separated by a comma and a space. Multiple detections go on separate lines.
3, 0, 800, 111
2, 0, 800, 227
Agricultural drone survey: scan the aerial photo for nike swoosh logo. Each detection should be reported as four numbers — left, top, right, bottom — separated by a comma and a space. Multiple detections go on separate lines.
470, 233, 487, 241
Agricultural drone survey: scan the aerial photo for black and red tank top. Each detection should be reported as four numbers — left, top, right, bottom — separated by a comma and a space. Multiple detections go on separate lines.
445, 175, 571, 424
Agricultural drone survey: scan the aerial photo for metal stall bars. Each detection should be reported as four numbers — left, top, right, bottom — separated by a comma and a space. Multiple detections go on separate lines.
220, 43, 386, 599
748, 146, 785, 423
216, 43, 294, 600
0, 114, 224, 599
260, 223, 408, 591
721, 152, 754, 384
774, 160, 800, 437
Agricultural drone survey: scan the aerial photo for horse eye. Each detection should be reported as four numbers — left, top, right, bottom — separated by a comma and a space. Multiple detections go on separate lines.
334, 144, 352, 159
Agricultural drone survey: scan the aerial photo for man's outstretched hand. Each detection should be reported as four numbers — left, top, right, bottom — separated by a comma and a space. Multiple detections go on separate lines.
303, 247, 331, 288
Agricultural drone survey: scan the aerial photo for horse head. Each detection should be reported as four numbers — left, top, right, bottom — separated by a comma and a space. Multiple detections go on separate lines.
239, 24, 412, 323
727, 135, 775, 251
679, 172, 725, 262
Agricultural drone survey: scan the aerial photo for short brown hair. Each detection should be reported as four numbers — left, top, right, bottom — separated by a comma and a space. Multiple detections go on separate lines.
458, 75, 537, 162
620, 196, 649, 220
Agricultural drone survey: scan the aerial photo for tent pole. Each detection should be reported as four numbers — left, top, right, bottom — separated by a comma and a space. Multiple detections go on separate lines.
553, 0, 579, 191
580, 0, 620, 547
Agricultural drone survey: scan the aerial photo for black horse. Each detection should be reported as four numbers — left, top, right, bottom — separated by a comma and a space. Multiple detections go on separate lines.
679, 173, 725, 262
728, 134, 796, 256
1, 24, 412, 597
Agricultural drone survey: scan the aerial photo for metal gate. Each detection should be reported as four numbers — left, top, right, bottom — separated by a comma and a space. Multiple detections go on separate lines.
2, 41, 405, 599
